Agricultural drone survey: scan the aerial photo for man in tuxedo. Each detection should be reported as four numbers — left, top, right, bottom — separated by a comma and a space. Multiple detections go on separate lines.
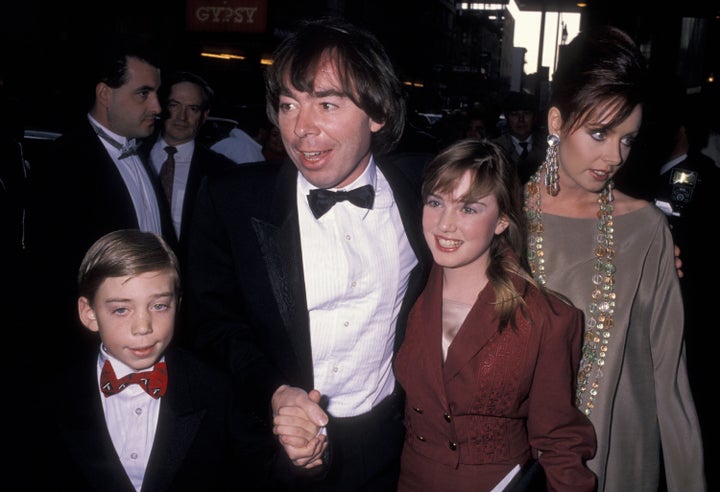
27, 35, 176, 369
184, 18, 432, 491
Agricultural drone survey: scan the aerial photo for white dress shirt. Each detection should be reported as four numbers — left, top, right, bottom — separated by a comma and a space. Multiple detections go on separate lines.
97, 347, 162, 492
87, 115, 163, 235
511, 134, 532, 155
151, 138, 194, 237
297, 157, 417, 417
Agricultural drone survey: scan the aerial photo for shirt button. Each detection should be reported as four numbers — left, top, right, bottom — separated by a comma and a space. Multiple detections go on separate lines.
416, 435, 426, 441
130, 452, 138, 460
345, 234, 351, 241
413, 407, 423, 414
351, 281, 357, 287
135, 408, 142, 416
332, 365, 339, 373
444, 413, 452, 422
343, 321, 349, 327
449, 441, 457, 451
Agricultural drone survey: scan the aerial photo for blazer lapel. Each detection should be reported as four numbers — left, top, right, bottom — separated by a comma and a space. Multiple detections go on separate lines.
415, 266, 452, 395
179, 152, 204, 242
443, 282, 500, 381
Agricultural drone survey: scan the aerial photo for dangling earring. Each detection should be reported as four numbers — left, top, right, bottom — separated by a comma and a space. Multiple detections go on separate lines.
544, 134, 560, 196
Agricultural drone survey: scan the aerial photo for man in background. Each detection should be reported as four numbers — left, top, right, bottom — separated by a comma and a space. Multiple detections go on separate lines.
493, 91, 547, 183
143, 70, 236, 267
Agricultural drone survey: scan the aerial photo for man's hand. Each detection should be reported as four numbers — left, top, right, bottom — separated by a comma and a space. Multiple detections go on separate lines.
272, 385, 329, 469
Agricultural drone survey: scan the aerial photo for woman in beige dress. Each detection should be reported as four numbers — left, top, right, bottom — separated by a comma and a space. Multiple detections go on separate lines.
523, 25, 705, 491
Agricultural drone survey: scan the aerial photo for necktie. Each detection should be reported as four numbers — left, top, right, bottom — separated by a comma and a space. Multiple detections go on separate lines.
519, 141, 529, 160
92, 123, 139, 159
159, 146, 177, 206
307, 184, 375, 219
100, 360, 168, 399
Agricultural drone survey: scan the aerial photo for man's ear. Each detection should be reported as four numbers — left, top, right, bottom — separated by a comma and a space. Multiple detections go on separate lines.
78, 297, 99, 333
95, 82, 111, 109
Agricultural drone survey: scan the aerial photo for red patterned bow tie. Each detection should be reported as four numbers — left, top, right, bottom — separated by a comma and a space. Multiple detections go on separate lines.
100, 359, 168, 399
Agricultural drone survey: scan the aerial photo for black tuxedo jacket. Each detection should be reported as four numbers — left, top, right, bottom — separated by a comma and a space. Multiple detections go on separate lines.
29, 120, 177, 260
25, 120, 177, 363
22, 347, 252, 492
183, 153, 433, 419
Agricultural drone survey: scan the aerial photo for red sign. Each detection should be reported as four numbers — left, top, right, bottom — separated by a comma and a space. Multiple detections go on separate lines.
186, 0, 267, 33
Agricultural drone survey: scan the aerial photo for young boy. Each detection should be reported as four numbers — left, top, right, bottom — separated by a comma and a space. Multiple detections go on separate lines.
25, 229, 253, 491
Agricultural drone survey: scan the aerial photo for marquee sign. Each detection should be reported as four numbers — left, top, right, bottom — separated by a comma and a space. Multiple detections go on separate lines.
186, 0, 267, 32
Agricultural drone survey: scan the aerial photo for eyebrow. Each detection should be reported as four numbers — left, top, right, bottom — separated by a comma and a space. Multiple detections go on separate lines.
134, 84, 157, 94
103, 292, 174, 304
313, 88, 346, 98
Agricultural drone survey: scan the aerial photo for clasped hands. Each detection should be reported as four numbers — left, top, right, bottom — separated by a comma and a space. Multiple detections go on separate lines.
272, 384, 329, 469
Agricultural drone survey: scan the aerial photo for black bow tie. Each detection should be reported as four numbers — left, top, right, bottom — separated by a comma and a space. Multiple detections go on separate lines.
307, 184, 375, 218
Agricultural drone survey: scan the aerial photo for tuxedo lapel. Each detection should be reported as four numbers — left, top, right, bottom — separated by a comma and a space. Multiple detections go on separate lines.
376, 155, 433, 351
142, 355, 205, 492
252, 162, 314, 377
58, 359, 136, 492
376, 156, 428, 261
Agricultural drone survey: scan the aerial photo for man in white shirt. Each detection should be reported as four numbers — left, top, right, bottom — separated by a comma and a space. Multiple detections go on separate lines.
28, 35, 175, 370
184, 18, 432, 492
144, 71, 236, 270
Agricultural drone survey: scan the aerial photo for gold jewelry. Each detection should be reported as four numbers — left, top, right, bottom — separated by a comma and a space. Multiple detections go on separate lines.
544, 134, 560, 196
524, 174, 616, 416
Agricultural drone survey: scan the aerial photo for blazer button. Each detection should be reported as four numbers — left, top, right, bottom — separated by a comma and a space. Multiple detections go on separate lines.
448, 441, 457, 451
444, 412, 452, 422
413, 406, 423, 413
416, 435, 426, 441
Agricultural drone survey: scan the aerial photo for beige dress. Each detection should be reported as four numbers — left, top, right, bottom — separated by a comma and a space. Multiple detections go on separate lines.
539, 204, 705, 491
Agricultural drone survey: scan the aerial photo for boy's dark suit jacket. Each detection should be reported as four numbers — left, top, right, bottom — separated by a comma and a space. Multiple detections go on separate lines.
23, 346, 254, 492
183, 153, 433, 482
25, 121, 178, 365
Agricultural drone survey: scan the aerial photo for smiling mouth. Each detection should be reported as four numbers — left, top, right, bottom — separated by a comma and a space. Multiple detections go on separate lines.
437, 237, 462, 248
301, 150, 328, 161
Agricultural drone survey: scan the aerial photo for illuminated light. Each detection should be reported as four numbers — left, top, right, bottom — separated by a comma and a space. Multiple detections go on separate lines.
577, 2, 587, 7
261, 57, 273, 65
200, 52, 246, 60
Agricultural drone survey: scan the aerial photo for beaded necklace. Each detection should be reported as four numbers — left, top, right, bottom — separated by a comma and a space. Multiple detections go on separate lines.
524, 172, 616, 416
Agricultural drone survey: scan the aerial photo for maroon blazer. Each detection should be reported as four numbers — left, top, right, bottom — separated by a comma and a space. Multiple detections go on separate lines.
395, 264, 596, 492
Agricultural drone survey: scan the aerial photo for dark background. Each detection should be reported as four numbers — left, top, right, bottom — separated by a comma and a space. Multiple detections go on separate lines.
1, 0, 718, 134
